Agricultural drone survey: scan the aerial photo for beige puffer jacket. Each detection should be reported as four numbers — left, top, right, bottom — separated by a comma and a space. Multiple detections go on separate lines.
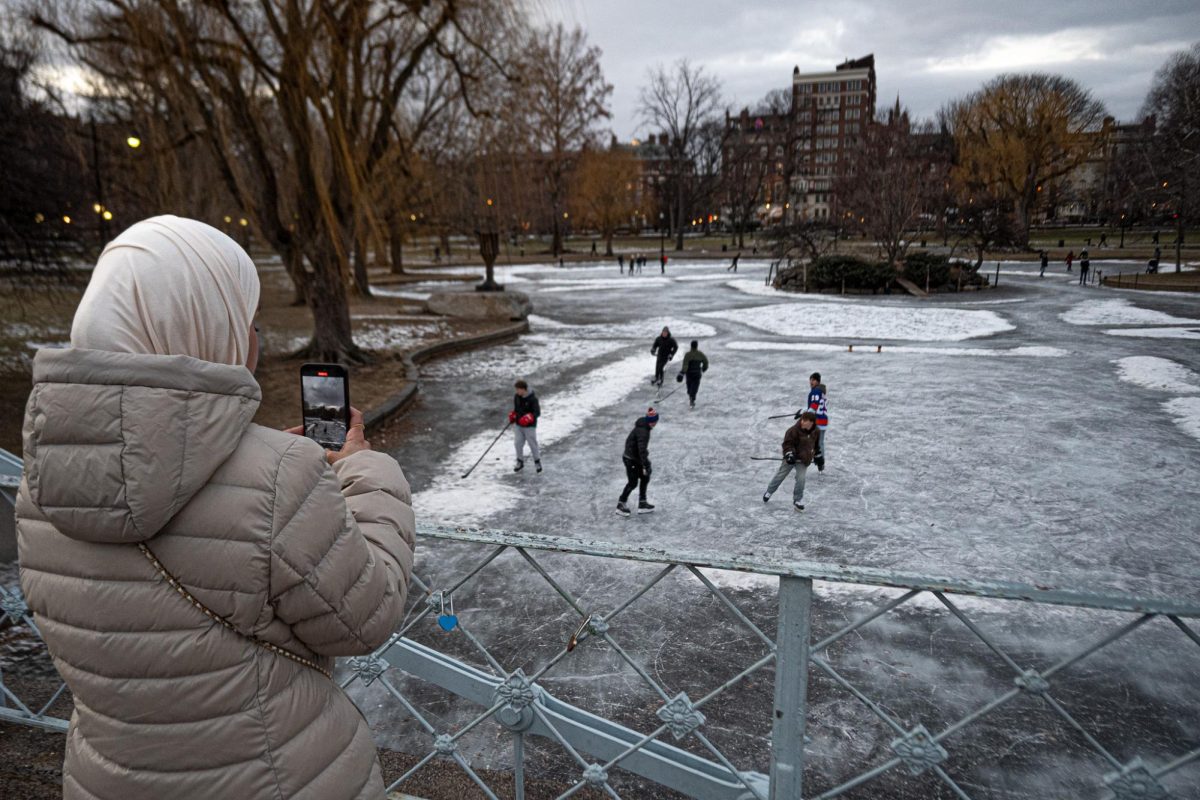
16, 347, 415, 799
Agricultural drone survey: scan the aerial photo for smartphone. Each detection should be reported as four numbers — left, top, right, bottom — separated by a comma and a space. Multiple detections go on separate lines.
300, 363, 351, 450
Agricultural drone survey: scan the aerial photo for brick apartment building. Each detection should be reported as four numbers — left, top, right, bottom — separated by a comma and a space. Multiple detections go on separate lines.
722, 54, 878, 228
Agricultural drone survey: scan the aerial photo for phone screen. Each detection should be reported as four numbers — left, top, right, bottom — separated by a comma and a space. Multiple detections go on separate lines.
300, 364, 350, 450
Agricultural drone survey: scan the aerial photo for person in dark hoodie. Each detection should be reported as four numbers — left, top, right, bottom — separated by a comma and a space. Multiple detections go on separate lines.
764, 411, 821, 511
650, 326, 678, 386
676, 340, 709, 409
509, 379, 542, 473
616, 407, 658, 516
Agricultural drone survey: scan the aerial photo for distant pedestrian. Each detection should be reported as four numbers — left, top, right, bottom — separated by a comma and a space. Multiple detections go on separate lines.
510, 379, 541, 473
559, 256, 565, 269
591, 240, 597, 255
1040, 250, 1048, 277
616, 407, 658, 516
434, 245, 441, 262
763, 411, 821, 511
1099, 232, 1107, 248
636, 255, 644, 275
618, 254, 625, 273
1079, 248, 1090, 286
650, 327, 678, 386
660, 254, 668, 273
677, 340, 709, 409
1150, 246, 1161, 273
1153, 229, 1160, 245
727, 252, 740, 272
1066, 250, 1074, 272
800, 372, 829, 472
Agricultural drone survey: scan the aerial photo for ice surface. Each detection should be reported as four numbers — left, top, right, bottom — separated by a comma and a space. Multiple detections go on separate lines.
699, 301, 1014, 341
412, 352, 653, 524
529, 314, 717, 339
726, 340, 1067, 358
1114, 356, 1200, 394
1103, 326, 1200, 340
1062, 298, 1200, 325
1164, 396, 1200, 442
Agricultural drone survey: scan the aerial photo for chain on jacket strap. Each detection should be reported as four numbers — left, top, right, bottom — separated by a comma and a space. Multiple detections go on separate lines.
137, 542, 332, 679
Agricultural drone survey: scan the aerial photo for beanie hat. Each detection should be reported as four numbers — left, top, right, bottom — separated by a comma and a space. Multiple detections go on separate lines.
645, 407, 659, 424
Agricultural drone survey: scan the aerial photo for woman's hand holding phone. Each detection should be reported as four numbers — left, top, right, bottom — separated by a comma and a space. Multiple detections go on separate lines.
284, 406, 371, 464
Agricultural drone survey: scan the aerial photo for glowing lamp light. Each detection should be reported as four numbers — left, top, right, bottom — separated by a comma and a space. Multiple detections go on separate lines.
223, 215, 232, 223
410, 214, 417, 222
93, 203, 102, 214
126, 136, 141, 149
239, 218, 249, 226
62, 215, 72, 224
102, 210, 113, 221
563, 212, 569, 219
34, 213, 44, 223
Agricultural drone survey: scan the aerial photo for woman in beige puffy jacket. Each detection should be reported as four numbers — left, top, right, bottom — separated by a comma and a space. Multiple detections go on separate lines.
16, 216, 415, 799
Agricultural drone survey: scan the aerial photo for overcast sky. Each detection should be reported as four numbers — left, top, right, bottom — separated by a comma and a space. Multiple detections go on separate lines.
538, 0, 1199, 140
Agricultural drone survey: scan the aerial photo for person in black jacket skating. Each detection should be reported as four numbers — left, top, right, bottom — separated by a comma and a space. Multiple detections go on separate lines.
509, 379, 542, 473
650, 327, 678, 386
676, 340, 709, 409
616, 408, 658, 516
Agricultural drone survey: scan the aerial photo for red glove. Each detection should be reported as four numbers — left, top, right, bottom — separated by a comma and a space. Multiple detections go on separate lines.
518, 413, 535, 427
508, 410, 517, 423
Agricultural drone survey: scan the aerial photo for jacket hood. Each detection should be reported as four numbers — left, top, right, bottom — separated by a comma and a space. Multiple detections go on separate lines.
23, 347, 261, 543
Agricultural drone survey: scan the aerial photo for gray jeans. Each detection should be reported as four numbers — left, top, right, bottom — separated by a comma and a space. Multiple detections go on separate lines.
514, 426, 540, 461
766, 459, 809, 502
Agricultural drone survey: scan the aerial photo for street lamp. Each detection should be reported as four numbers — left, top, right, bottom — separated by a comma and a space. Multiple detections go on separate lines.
126, 136, 141, 149
659, 211, 665, 261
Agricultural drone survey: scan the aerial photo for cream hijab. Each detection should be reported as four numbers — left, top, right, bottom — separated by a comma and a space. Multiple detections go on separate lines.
71, 215, 260, 366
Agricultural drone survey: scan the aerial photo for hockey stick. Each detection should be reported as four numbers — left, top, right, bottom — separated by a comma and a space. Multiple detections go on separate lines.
749, 456, 783, 461
766, 413, 798, 420
461, 421, 513, 479
658, 384, 684, 401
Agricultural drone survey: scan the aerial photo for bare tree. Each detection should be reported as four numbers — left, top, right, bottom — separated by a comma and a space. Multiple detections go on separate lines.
838, 107, 945, 267
1139, 42, 1200, 269
519, 24, 612, 256
575, 145, 637, 256
944, 73, 1107, 244
638, 59, 723, 250
34, 0, 518, 362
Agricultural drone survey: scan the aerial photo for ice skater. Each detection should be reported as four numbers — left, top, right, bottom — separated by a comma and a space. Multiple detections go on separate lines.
509, 379, 542, 473
1079, 248, 1090, 286
616, 407, 658, 516
676, 340, 709, 409
1065, 250, 1074, 272
618, 254, 624, 273
727, 252, 740, 272
650, 326, 678, 387
797, 372, 828, 472
1040, 250, 1048, 277
763, 411, 821, 511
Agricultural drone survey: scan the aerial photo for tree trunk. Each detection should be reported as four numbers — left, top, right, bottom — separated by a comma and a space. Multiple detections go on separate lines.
283, 245, 309, 307
551, 215, 563, 256
305, 244, 361, 363
605, 230, 614, 257
389, 216, 405, 275
352, 228, 373, 298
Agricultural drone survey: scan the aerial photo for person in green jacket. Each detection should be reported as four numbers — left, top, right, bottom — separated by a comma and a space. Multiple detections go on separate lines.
676, 340, 709, 409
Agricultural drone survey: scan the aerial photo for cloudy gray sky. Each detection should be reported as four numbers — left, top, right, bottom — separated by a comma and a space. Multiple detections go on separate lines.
538, 0, 1200, 140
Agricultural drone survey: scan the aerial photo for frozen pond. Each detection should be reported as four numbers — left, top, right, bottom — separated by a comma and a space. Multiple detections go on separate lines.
363, 257, 1200, 797
392, 257, 1200, 602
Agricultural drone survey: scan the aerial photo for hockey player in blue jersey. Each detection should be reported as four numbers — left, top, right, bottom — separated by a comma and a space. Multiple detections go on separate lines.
795, 372, 828, 472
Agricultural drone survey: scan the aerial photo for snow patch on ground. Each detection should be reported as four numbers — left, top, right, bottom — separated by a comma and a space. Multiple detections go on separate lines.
536, 277, 672, 293
700, 302, 1014, 342
529, 315, 717, 339
1061, 299, 1200, 326
369, 285, 431, 301
421, 334, 621, 380
1114, 357, 1200, 394
1163, 397, 1200, 443
725, 341, 1067, 357
725, 279, 855, 301
1103, 326, 1200, 340
413, 353, 652, 524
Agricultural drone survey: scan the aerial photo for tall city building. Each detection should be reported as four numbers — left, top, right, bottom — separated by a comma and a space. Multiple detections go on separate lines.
790, 54, 877, 222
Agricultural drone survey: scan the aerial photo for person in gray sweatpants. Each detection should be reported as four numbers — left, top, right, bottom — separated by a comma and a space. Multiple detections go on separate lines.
763, 411, 821, 511
510, 379, 542, 473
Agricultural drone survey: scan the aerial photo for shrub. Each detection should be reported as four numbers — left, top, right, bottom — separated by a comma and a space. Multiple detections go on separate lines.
774, 255, 895, 293
901, 252, 952, 288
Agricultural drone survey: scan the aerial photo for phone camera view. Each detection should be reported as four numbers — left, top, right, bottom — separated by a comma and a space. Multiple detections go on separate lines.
302, 373, 348, 450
